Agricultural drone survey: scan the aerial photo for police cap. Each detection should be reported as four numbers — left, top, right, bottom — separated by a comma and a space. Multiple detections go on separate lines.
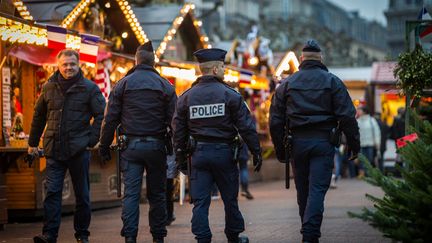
137, 41, 154, 53
302, 39, 321, 53
193, 48, 227, 63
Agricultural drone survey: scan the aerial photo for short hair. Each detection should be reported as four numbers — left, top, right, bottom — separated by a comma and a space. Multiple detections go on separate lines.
57, 49, 79, 61
301, 51, 322, 61
135, 50, 155, 66
359, 106, 370, 114
199, 61, 222, 75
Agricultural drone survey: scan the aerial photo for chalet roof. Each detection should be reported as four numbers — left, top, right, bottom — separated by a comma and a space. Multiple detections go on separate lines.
370, 61, 397, 83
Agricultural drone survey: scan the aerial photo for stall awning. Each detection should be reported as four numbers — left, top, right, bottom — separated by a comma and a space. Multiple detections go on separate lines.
8, 44, 111, 66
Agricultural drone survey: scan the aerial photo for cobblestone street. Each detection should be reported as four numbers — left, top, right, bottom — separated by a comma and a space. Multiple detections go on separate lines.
0, 179, 390, 243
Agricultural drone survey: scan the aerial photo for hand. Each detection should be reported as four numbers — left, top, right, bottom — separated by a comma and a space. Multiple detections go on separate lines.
98, 146, 111, 164
28, 147, 39, 157
253, 153, 263, 172
175, 152, 188, 174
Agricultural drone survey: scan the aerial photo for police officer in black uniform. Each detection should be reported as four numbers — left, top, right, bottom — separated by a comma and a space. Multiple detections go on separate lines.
172, 48, 262, 243
269, 40, 360, 243
99, 41, 177, 243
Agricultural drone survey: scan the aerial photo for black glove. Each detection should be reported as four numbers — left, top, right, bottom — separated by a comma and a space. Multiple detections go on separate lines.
99, 146, 111, 164
253, 153, 263, 172
175, 151, 188, 174
347, 136, 360, 161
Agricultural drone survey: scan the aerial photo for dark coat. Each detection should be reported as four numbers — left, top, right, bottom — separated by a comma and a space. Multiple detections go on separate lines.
99, 64, 177, 149
269, 60, 360, 161
173, 75, 261, 156
28, 70, 106, 160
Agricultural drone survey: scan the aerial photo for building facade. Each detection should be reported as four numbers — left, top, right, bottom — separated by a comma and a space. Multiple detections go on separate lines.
385, 0, 423, 58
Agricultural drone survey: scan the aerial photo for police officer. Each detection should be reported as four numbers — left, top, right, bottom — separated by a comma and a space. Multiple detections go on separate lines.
99, 41, 177, 243
269, 40, 360, 243
28, 49, 106, 243
172, 48, 262, 243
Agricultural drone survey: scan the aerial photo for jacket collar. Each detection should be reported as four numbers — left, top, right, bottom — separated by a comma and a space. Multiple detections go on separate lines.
299, 60, 328, 72
48, 70, 86, 93
125, 63, 159, 76
194, 75, 224, 86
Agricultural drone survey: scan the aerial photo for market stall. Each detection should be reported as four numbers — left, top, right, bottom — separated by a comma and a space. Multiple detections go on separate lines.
0, 10, 122, 223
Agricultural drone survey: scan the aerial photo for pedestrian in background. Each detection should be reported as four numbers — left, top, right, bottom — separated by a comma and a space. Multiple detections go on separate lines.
99, 41, 177, 243
166, 154, 177, 226
238, 142, 254, 199
269, 39, 360, 243
28, 49, 106, 243
172, 48, 262, 243
356, 106, 381, 178
374, 112, 389, 172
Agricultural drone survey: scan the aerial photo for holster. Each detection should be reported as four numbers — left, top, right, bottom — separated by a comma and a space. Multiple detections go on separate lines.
283, 133, 293, 162
329, 126, 341, 146
232, 136, 243, 163
186, 136, 197, 157
165, 131, 174, 155
117, 135, 128, 151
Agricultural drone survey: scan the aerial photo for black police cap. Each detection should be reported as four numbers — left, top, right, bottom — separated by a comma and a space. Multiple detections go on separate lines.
137, 41, 154, 53
193, 48, 227, 63
302, 39, 321, 52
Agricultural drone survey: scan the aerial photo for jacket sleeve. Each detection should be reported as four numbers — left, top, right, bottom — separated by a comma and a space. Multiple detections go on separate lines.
172, 96, 188, 152
28, 86, 48, 147
269, 83, 287, 161
89, 85, 106, 147
99, 81, 124, 149
331, 78, 360, 153
166, 89, 178, 128
231, 95, 261, 156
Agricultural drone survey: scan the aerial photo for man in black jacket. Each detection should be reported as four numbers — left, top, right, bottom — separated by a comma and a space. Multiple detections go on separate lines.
269, 40, 360, 243
28, 49, 106, 243
99, 41, 177, 243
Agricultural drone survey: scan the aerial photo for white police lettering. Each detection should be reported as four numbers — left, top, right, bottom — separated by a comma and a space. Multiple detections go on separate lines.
190, 103, 225, 119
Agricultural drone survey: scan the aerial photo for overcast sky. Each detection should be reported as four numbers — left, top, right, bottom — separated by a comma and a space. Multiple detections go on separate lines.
327, 0, 389, 26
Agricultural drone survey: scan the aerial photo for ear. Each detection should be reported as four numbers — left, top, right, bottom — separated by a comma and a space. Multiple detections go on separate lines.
212, 66, 218, 75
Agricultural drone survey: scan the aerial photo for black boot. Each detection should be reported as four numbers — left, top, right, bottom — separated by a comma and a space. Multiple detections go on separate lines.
125, 237, 136, 243
76, 237, 89, 243
153, 238, 164, 243
33, 234, 56, 243
241, 190, 254, 200
228, 235, 249, 243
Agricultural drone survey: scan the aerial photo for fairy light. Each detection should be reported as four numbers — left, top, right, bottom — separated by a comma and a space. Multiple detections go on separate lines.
156, 3, 210, 59
12, 0, 34, 20
61, 0, 95, 28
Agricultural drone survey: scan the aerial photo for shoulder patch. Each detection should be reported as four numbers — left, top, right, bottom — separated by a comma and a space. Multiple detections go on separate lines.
190, 103, 225, 119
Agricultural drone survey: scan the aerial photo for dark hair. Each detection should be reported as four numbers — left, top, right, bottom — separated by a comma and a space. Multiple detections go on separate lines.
135, 50, 155, 66
57, 49, 79, 60
360, 106, 369, 114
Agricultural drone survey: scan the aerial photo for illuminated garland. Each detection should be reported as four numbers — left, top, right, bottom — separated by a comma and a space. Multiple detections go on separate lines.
0, 16, 85, 49
12, 0, 34, 20
155, 3, 211, 60
61, 0, 148, 44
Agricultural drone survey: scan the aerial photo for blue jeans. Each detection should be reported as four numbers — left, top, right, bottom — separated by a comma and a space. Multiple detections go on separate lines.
360, 146, 375, 175
291, 138, 334, 242
239, 159, 249, 191
43, 151, 91, 240
120, 140, 167, 239
190, 143, 244, 242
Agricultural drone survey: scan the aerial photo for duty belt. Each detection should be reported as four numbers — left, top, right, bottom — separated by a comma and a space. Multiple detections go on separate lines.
127, 135, 164, 142
291, 129, 330, 139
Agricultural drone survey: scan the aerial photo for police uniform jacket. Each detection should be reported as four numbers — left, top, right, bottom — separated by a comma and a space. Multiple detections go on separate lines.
269, 60, 359, 160
28, 70, 106, 161
173, 75, 261, 156
99, 64, 177, 148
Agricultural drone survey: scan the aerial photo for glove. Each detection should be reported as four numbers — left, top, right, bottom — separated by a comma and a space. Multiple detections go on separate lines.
253, 153, 263, 172
175, 151, 188, 174
99, 146, 111, 164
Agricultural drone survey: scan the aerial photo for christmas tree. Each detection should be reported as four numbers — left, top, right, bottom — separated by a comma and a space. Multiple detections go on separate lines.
348, 114, 432, 243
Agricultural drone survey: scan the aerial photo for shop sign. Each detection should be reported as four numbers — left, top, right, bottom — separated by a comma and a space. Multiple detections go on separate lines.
2, 67, 11, 127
